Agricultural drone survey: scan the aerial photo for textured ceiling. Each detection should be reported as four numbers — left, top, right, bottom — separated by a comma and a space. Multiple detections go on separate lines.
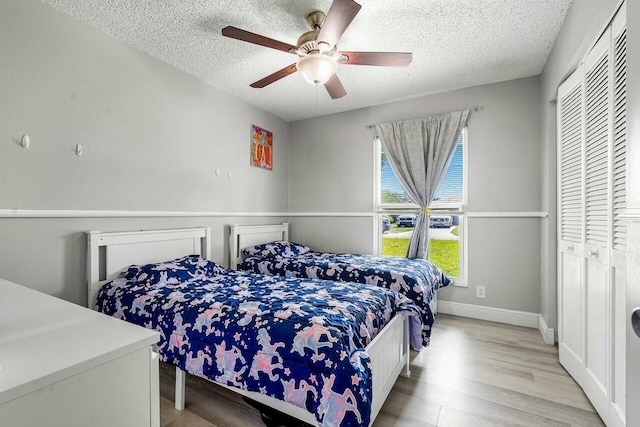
42, 0, 572, 122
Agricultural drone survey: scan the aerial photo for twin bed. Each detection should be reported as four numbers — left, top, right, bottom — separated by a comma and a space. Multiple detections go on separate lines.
88, 225, 449, 427
230, 223, 450, 349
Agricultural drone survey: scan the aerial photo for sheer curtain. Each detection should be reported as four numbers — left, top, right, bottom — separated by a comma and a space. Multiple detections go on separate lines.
375, 110, 470, 259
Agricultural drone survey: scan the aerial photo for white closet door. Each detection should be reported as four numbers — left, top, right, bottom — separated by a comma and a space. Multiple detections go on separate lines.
583, 27, 612, 422
610, 6, 627, 426
557, 4, 626, 425
557, 65, 585, 383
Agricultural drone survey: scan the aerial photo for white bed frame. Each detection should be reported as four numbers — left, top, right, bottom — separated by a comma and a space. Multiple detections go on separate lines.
87, 227, 410, 426
229, 222, 289, 269
230, 223, 438, 314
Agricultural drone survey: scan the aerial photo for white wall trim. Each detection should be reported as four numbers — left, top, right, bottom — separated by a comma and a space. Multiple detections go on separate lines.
0, 209, 375, 219
466, 212, 549, 218
619, 208, 640, 221
538, 315, 556, 345
0, 209, 550, 219
288, 212, 375, 217
438, 301, 554, 345
0, 209, 292, 218
438, 300, 540, 329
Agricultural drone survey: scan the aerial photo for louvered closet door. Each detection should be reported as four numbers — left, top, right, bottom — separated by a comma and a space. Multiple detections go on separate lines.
557, 4, 626, 425
583, 27, 612, 421
557, 65, 585, 384
609, 8, 626, 426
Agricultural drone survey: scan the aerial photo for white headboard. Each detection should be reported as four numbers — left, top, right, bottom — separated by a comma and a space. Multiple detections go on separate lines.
87, 227, 211, 308
229, 223, 289, 269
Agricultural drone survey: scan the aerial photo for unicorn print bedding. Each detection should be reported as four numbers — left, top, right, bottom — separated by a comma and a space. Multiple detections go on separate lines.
239, 242, 450, 348
96, 256, 419, 427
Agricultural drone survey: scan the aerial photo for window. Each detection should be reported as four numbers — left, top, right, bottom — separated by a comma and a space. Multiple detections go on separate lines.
377, 130, 467, 284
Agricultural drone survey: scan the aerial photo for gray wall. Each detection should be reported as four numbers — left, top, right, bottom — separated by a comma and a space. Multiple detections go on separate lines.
289, 77, 543, 313
0, 0, 289, 304
289, 217, 375, 255
0, 216, 287, 305
538, 0, 620, 332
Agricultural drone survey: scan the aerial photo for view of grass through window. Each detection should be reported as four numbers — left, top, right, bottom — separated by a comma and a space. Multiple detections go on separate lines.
382, 217, 459, 277
379, 131, 464, 279
378, 131, 466, 280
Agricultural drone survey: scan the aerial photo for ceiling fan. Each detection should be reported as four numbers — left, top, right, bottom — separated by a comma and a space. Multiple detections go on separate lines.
221, 0, 412, 99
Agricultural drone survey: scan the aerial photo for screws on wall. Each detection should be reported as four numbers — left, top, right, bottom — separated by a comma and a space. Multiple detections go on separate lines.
21, 135, 30, 149
19, 135, 85, 157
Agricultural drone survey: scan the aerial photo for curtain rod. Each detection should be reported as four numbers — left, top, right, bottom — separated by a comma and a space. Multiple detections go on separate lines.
365, 105, 483, 129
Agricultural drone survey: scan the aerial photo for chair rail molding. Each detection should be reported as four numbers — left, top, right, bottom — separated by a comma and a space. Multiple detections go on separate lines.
620, 208, 640, 221
0, 209, 549, 219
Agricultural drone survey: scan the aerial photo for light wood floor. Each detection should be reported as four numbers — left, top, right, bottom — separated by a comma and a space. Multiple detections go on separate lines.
159, 314, 604, 427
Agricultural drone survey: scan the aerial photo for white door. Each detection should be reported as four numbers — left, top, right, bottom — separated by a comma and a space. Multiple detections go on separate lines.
582, 27, 612, 422
557, 4, 628, 425
609, 8, 627, 426
557, 66, 586, 383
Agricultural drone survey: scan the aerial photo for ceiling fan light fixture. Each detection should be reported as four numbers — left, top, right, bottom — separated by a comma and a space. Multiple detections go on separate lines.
296, 54, 337, 85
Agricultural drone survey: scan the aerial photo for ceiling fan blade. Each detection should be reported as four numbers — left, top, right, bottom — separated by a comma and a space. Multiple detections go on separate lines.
340, 51, 412, 67
222, 26, 297, 53
317, 0, 362, 49
324, 74, 347, 99
250, 64, 297, 88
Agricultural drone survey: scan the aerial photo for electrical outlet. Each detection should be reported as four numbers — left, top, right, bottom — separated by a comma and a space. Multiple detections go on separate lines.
476, 285, 486, 299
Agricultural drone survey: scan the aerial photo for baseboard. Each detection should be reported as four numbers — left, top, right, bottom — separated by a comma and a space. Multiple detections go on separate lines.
437, 300, 539, 329
538, 315, 556, 345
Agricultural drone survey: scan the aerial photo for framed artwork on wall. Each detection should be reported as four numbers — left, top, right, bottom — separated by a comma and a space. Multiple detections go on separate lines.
251, 124, 273, 171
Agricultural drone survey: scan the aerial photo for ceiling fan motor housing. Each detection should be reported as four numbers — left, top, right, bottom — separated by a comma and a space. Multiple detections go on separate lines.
297, 30, 321, 53
297, 11, 336, 55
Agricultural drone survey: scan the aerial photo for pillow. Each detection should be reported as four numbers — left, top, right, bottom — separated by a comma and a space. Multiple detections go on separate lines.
241, 241, 310, 260
124, 255, 226, 284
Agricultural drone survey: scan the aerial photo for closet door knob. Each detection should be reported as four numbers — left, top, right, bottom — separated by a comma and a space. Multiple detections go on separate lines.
588, 249, 598, 258
566, 244, 574, 251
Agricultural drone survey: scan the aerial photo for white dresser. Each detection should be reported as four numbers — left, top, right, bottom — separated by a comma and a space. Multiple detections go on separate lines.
0, 278, 160, 427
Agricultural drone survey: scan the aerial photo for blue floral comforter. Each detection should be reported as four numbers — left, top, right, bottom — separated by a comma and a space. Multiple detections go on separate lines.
96, 260, 418, 427
240, 251, 450, 349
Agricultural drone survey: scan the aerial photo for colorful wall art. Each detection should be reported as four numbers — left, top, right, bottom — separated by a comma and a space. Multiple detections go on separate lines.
251, 124, 273, 171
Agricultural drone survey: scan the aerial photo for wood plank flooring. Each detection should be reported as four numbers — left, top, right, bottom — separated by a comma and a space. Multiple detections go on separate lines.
159, 314, 604, 427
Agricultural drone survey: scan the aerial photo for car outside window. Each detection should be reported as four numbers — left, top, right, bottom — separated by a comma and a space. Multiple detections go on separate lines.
396, 215, 417, 227
429, 215, 453, 228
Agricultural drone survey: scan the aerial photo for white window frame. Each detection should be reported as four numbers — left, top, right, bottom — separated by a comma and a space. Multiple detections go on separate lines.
374, 128, 468, 286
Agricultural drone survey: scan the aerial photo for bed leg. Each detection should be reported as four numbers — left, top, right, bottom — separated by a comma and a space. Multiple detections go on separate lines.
401, 317, 411, 378
432, 292, 438, 315
402, 351, 411, 377
175, 367, 186, 411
